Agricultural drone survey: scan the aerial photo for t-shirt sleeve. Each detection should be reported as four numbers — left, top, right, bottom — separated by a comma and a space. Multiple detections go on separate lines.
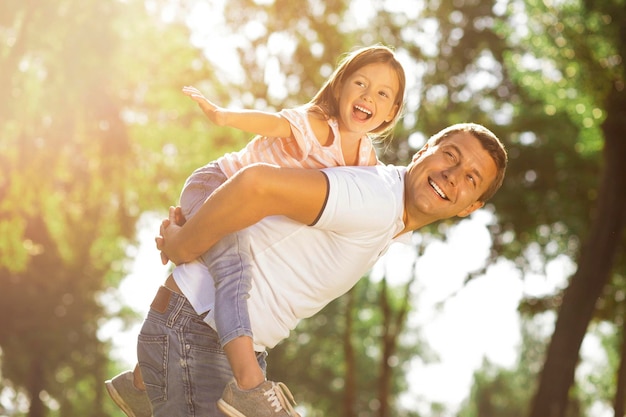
314, 167, 399, 234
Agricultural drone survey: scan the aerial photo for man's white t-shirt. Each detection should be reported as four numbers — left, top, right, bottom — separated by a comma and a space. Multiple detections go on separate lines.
174, 164, 410, 349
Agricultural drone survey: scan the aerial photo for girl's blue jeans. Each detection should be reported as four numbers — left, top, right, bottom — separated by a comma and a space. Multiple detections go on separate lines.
178, 161, 254, 347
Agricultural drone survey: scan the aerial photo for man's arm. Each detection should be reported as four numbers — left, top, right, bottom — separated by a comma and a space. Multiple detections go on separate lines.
159, 163, 329, 264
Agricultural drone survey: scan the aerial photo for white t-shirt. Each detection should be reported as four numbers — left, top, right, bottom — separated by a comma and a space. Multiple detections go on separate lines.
174, 164, 410, 349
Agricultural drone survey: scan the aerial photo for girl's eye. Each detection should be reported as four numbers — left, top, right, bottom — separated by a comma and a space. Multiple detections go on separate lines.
356, 81, 365, 87
378, 91, 389, 98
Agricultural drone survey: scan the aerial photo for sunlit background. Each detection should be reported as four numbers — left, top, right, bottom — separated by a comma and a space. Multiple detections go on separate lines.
2, 0, 625, 416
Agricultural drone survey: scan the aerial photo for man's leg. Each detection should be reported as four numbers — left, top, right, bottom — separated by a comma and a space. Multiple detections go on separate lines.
137, 284, 230, 415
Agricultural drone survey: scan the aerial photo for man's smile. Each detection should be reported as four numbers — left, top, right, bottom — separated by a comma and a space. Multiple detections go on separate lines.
428, 177, 449, 200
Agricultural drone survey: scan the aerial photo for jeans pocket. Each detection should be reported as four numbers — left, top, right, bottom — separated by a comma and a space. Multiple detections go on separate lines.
137, 334, 168, 404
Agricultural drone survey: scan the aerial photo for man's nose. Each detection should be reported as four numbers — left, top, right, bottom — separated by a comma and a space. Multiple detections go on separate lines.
443, 167, 459, 186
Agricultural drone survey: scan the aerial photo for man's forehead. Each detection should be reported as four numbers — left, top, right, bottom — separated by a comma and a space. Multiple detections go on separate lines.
439, 132, 497, 180
437, 132, 487, 158
437, 131, 475, 147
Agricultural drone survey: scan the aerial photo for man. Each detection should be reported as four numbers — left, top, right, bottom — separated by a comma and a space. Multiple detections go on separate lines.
111, 123, 507, 417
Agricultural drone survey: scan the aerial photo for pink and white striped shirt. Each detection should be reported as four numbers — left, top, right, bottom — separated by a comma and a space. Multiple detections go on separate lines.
216, 106, 378, 177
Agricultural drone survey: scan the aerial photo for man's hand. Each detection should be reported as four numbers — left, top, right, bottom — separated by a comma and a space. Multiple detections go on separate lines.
155, 206, 186, 265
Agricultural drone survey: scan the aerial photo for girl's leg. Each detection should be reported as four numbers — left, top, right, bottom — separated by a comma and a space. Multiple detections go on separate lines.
133, 363, 146, 390
179, 161, 227, 220
202, 230, 265, 389
181, 162, 264, 389
223, 336, 266, 389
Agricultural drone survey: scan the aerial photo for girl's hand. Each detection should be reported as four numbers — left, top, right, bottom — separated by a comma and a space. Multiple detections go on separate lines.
182, 86, 225, 125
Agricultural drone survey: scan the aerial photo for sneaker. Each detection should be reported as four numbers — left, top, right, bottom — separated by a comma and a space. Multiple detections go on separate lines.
105, 370, 152, 417
217, 380, 300, 417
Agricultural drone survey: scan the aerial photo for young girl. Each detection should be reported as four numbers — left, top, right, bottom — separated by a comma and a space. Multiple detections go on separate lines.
107, 44, 406, 417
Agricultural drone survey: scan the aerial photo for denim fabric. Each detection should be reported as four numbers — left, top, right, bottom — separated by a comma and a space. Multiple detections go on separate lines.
179, 162, 254, 347
179, 162, 228, 221
137, 289, 267, 416
200, 232, 254, 347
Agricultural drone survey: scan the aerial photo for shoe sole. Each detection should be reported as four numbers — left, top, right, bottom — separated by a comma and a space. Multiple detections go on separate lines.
217, 398, 248, 417
105, 379, 137, 417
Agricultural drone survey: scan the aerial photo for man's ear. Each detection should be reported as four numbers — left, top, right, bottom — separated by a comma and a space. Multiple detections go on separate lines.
457, 201, 485, 217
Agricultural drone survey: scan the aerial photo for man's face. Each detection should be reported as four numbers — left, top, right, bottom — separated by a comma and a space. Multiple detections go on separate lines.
404, 131, 498, 227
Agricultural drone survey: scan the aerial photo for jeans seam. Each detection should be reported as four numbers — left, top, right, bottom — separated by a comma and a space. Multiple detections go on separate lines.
166, 295, 186, 328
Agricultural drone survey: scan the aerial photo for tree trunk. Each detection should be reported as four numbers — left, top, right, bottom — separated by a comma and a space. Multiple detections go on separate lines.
379, 278, 393, 417
343, 289, 357, 417
529, 87, 626, 417
378, 272, 415, 417
613, 318, 626, 417
27, 359, 44, 417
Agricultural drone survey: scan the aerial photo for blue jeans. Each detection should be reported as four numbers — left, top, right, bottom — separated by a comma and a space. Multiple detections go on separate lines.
179, 162, 254, 347
137, 287, 267, 416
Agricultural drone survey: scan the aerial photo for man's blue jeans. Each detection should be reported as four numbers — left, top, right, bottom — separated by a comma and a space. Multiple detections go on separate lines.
137, 287, 267, 416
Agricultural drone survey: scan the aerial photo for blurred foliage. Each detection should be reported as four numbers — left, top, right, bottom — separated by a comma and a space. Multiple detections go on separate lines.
268, 273, 424, 417
0, 0, 221, 415
0, 1, 137, 415
2, 0, 626, 415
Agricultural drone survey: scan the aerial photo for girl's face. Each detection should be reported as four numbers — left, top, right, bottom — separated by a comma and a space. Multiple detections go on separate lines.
336, 62, 400, 136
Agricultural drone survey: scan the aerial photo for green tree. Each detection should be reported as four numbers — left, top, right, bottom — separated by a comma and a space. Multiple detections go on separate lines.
386, 0, 625, 414
0, 1, 136, 415
268, 272, 424, 417
459, 313, 589, 417
0, 0, 219, 415
494, 2, 626, 416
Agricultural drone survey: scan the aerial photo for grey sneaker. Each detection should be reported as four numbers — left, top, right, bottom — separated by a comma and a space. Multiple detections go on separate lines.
105, 370, 152, 417
217, 380, 300, 417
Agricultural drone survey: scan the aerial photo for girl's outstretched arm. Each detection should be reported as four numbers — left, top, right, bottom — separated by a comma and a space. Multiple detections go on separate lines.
183, 86, 293, 138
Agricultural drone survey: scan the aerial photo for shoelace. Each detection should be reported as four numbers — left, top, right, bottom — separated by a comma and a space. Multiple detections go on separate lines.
263, 382, 299, 416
